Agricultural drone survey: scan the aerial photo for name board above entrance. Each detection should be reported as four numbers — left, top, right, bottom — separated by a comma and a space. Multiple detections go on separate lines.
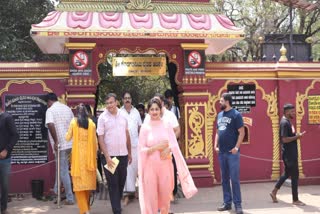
308, 95, 320, 124
112, 56, 166, 76
227, 84, 256, 113
5, 95, 48, 164
69, 50, 92, 76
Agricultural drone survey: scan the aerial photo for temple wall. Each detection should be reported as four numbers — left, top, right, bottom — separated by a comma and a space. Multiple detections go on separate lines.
1, 80, 63, 193
207, 79, 277, 182
201, 63, 320, 185
278, 79, 320, 181
0, 63, 70, 193
1, 60, 320, 193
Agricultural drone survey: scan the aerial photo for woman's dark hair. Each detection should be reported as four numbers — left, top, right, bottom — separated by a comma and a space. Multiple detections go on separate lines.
147, 98, 162, 112
76, 103, 89, 129
85, 104, 93, 115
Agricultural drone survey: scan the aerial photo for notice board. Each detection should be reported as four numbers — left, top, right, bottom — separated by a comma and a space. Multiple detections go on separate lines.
5, 95, 48, 164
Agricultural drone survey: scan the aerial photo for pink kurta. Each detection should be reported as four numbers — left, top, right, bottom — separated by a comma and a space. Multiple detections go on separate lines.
138, 119, 197, 214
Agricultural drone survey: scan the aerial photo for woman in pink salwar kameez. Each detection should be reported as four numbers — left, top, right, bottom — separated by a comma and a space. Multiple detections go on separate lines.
138, 98, 198, 214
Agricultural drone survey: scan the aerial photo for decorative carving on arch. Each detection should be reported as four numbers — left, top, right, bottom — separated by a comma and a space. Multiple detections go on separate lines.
126, 0, 154, 10
186, 104, 206, 158
242, 117, 253, 145
207, 80, 280, 183
242, 125, 250, 144
206, 93, 219, 181
0, 80, 67, 104
295, 80, 320, 178
0, 80, 53, 95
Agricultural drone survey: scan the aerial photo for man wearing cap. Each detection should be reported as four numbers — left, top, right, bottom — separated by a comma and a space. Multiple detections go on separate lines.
270, 103, 306, 206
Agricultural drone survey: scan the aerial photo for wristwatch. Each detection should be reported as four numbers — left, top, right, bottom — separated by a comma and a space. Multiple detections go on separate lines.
234, 146, 239, 151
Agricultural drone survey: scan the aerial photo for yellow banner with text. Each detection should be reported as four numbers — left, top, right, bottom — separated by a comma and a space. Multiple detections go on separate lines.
112, 57, 166, 76
308, 95, 320, 124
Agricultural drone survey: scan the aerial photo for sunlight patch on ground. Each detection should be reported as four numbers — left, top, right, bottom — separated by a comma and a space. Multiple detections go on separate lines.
13, 206, 50, 213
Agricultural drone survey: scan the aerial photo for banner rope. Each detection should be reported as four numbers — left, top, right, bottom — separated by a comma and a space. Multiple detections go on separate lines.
10, 160, 55, 174
240, 154, 320, 163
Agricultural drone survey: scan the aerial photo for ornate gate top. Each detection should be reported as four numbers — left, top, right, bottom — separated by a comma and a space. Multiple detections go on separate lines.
51, 0, 219, 14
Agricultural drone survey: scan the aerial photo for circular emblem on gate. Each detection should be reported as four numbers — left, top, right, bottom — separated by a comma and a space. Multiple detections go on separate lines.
72, 51, 89, 70
188, 51, 202, 68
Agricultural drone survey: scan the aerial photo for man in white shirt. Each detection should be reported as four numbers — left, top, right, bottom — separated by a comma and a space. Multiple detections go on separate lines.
120, 92, 142, 205
97, 93, 132, 214
45, 93, 74, 205
164, 89, 180, 120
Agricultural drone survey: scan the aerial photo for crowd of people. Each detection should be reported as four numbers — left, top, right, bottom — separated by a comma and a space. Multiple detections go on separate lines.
45, 89, 196, 214
0, 90, 307, 214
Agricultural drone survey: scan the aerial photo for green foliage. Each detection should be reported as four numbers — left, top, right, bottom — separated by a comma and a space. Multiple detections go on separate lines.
3, 0, 318, 108
0, 1, 170, 106
211, 0, 320, 61
97, 62, 170, 108
0, 0, 65, 61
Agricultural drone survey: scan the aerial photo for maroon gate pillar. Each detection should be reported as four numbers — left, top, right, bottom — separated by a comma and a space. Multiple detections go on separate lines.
64, 43, 98, 108
179, 43, 215, 187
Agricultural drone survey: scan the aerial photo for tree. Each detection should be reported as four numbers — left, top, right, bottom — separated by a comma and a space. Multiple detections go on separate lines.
0, 1, 170, 107
214, 0, 320, 61
97, 61, 170, 108
0, 0, 65, 61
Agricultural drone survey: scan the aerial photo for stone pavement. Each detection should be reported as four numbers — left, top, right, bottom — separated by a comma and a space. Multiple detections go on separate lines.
7, 182, 320, 214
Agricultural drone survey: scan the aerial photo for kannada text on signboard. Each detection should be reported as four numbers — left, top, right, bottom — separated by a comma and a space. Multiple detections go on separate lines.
5, 95, 48, 164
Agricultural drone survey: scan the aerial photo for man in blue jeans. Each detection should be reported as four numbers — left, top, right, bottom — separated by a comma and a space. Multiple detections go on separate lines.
0, 99, 19, 214
45, 93, 74, 205
214, 93, 245, 214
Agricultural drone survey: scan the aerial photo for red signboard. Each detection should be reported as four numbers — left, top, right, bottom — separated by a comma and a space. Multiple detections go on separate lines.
69, 50, 92, 76
188, 51, 202, 68
184, 49, 205, 75
72, 51, 89, 70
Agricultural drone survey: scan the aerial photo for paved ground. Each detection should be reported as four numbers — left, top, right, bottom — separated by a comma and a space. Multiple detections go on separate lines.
7, 182, 320, 214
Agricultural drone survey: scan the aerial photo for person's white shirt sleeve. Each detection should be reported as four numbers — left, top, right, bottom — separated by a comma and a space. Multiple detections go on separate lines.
97, 113, 105, 136
45, 109, 54, 128
170, 111, 179, 128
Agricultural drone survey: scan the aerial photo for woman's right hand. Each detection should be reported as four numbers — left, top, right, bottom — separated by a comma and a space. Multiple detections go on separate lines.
160, 147, 171, 160
156, 140, 169, 150
147, 140, 169, 154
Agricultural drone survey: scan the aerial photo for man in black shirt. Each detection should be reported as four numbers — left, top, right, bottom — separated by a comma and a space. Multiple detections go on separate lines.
270, 103, 306, 206
0, 99, 19, 214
